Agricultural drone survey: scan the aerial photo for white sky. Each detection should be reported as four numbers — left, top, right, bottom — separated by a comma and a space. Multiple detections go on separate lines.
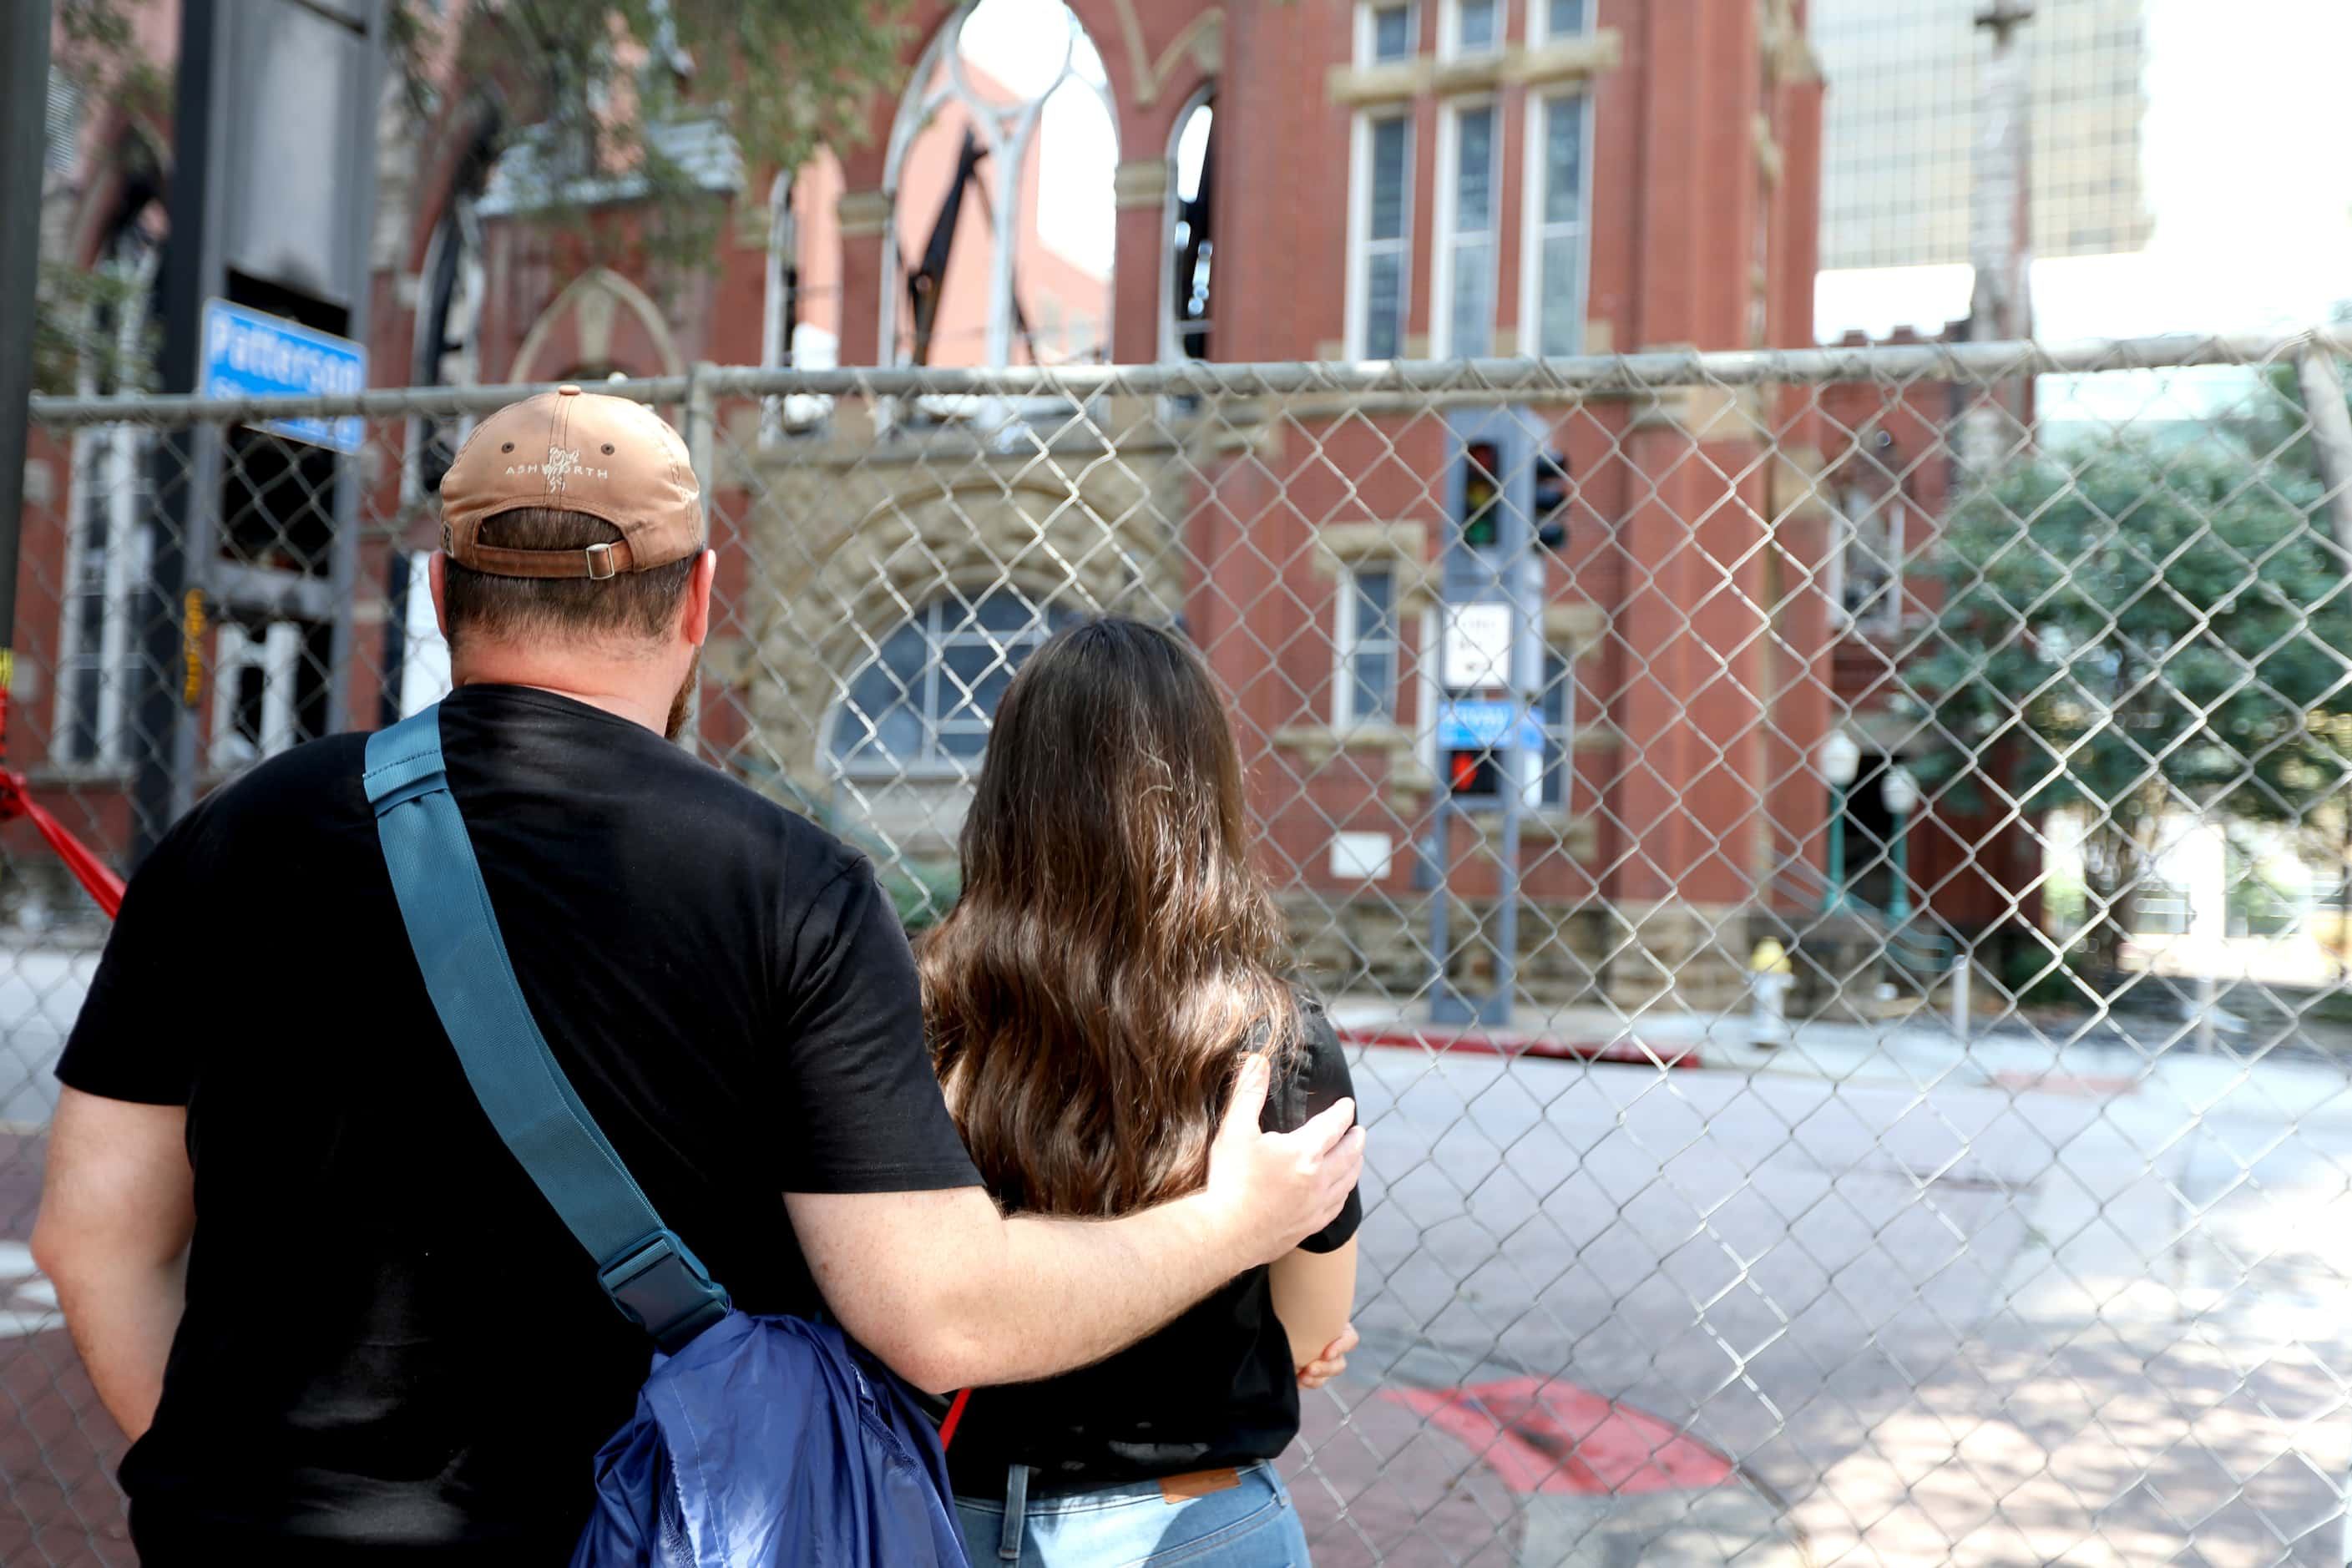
1817, 0, 2352, 345
955, 0, 2352, 348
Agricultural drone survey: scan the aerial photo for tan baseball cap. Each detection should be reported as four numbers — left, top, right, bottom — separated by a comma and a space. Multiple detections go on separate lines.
439, 385, 704, 579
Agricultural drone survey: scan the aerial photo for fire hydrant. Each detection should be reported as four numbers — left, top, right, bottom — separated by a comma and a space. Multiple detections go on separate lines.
1748, 938, 1795, 1047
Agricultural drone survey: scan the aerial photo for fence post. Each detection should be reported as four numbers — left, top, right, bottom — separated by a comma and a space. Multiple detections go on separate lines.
679, 362, 718, 757
1950, 945, 1971, 1039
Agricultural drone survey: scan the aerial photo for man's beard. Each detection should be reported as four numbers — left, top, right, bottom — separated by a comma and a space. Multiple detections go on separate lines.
665, 646, 704, 741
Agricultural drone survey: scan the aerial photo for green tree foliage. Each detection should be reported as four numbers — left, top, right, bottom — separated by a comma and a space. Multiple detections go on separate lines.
408, 0, 908, 262
1904, 445, 2352, 964
36, 0, 910, 391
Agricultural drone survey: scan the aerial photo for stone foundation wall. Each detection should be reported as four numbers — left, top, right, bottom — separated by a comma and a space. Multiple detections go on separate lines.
1281, 894, 1758, 1010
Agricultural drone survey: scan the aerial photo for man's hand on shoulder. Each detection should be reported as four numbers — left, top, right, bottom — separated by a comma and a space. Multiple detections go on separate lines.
788, 1054, 1367, 1393
1199, 1055, 1365, 1270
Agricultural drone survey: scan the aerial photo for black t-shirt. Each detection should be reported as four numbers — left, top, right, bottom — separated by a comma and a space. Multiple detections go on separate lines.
57, 685, 982, 1565
943, 999, 1362, 1496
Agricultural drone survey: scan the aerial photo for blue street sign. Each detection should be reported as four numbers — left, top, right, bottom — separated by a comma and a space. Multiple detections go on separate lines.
1437, 699, 1544, 752
199, 300, 368, 454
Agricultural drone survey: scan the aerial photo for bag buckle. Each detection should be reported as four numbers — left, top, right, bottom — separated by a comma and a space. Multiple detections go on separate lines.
598, 1230, 731, 1353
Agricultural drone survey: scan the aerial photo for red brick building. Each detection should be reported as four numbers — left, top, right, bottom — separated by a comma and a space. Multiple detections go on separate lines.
21, 0, 2022, 1000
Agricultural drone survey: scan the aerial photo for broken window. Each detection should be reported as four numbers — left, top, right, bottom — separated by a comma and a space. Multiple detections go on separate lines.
883, 0, 1115, 374
761, 159, 844, 440
1168, 95, 1214, 362
208, 618, 331, 770
1833, 483, 1906, 635
408, 147, 489, 501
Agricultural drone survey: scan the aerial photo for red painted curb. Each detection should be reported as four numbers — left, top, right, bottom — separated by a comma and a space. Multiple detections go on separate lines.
1382, 1376, 1734, 1495
1338, 1024, 1702, 1070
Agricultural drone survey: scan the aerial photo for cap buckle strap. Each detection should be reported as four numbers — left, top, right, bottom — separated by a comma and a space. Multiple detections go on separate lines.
584, 542, 619, 580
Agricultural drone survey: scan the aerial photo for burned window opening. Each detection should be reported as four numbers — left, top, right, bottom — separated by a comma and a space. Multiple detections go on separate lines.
1171, 99, 1215, 362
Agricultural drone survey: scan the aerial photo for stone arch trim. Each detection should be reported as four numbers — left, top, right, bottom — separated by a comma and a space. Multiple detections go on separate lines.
742, 453, 1191, 790
509, 267, 688, 382
808, 474, 1156, 675
1086, 0, 1222, 111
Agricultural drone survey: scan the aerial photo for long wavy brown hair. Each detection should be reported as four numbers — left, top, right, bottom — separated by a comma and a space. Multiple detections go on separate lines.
918, 616, 1301, 1219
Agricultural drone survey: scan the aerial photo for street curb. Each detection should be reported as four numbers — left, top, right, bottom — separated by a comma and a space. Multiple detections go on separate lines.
1338, 1025, 1703, 1070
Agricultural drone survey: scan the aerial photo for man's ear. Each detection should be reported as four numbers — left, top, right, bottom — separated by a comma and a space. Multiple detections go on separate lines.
682, 549, 718, 647
428, 552, 450, 640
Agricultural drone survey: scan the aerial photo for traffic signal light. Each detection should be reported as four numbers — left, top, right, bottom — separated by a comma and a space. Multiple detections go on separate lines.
1460, 440, 1501, 550
1447, 748, 1501, 798
1535, 449, 1570, 552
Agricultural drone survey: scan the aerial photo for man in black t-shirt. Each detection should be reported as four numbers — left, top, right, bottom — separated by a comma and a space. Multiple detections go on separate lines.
31, 387, 1365, 1565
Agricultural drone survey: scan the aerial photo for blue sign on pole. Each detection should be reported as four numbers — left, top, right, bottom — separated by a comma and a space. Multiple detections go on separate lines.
1437, 699, 1544, 752
199, 300, 368, 454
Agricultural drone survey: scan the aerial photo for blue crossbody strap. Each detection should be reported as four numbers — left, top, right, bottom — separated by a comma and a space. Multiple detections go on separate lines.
363, 705, 731, 1353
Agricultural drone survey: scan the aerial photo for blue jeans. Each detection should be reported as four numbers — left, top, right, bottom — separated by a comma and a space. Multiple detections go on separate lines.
954, 1462, 1309, 1567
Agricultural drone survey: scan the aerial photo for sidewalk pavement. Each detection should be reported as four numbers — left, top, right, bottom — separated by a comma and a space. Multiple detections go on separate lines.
1325, 992, 2352, 1111
1285, 1367, 1808, 1567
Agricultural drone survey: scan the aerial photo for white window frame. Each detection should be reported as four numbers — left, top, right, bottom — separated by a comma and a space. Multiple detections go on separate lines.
1160, 85, 1216, 365
759, 169, 797, 444
1333, 564, 1403, 728
1519, 89, 1594, 359
1439, 0, 1502, 60
1345, 109, 1415, 362
1534, 650, 1576, 812
1416, 604, 1442, 780
207, 620, 302, 772
1431, 96, 1501, 360
52, 238, 160, 773
53, 426, 151, 771
1528, 0, 1591, 46
1355, 0, 1419, 67
1829, 483, 1907, 637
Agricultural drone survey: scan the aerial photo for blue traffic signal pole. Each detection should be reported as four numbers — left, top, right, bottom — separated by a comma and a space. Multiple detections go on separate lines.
1429, 407, 1545, 1029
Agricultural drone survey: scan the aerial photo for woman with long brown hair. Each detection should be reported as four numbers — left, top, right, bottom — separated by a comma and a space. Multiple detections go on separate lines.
921, 616, 1363, 1567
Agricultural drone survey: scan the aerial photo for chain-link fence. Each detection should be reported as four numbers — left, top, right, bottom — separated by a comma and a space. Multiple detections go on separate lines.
10, 332, 2352, 1565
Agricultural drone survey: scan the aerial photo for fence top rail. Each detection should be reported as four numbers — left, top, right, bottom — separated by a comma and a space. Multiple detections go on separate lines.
25, 328, 2352, 429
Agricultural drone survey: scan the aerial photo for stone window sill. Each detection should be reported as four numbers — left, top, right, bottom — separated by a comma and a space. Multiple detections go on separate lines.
1273, 722, 1415, 768
1327, 31, 1622, 108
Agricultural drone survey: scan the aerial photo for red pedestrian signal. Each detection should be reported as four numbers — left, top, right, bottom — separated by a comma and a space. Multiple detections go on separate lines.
1447, 748, 1501, 798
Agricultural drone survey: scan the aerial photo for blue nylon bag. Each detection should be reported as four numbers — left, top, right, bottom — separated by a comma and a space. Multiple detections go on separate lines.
573, 1313, 968, 1568
364, 706, 970, 1568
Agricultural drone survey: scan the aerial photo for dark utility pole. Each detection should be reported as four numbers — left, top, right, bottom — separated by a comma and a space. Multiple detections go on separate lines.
0, 0, 57, 684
